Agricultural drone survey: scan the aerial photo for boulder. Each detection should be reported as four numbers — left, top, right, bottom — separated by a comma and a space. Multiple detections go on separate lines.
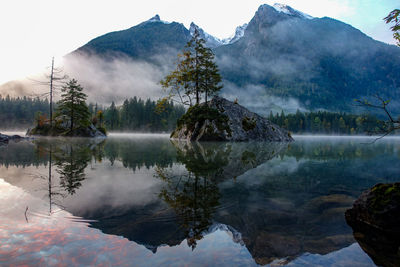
171, 96, 293, 142
345, 183, 400, 234
345, 183, 400, 267
0, 133, 25, 145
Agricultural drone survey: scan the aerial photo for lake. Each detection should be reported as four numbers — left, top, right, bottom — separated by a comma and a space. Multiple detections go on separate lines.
0, 133, 399, 266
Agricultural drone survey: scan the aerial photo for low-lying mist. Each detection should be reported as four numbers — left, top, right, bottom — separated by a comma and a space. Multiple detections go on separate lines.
63, 53, 170, 105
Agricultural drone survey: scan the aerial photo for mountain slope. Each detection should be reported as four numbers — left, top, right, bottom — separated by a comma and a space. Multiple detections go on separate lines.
66, 4, 400, 114
215, 4, 400, 112
73, 15, 191, 63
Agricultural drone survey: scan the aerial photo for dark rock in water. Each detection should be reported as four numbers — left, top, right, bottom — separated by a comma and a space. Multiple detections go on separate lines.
345, 183, 400, 267
0, 134, 9, 145
171, 96, 293, 142
345, 183, 400, 234
0, 133, 25, 145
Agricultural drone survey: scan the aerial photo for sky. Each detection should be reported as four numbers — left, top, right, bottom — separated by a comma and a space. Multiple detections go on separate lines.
0, 0, 398, 85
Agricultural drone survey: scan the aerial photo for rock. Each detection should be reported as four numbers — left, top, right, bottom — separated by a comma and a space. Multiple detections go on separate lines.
26, 123, 106, 138
345, 183, 400, 234
0, 133, 25, 145
171, 96, 293, 142
0, 134, 10, 145
345, 183, 400, 267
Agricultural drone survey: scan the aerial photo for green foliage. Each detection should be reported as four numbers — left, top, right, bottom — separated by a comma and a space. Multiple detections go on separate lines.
176, 104, 230, 135
56, 79, 91, 134
160, 29, 223, 106
385, 9, 400, 46
369, 183, 400, 213
100, 96, 185, 132
269, 110, 383, 135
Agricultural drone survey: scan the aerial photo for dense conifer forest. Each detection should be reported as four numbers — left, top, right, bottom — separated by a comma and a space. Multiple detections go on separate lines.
0, 95, 49, 129
0, 95, 386, 135
268, 110, 382, 135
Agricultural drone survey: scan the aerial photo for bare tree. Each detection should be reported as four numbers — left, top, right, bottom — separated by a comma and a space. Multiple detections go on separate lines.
29, 57, 68, 126
354, 9, 400, 140
355, 95, 399, 139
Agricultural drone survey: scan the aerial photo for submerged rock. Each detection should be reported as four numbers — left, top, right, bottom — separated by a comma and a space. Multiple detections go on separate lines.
171, 96, 293, 142
345, 183, 400, 267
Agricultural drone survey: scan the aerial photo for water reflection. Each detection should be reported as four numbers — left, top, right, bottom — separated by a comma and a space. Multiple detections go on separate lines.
0, 136, 398, 266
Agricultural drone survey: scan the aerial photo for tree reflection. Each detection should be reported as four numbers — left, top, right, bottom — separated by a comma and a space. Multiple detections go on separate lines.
157, 169, 220, 249
156, 142, 228, 249
31, 138, 105, 214
55, 145, 91, 195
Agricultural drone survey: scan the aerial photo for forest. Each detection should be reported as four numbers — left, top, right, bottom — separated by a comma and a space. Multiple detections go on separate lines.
0, 95, 49, 129
268, 110, 383, 135
96, 97, 186, 132
0, 95, 185, 132
0, 95, 386, 135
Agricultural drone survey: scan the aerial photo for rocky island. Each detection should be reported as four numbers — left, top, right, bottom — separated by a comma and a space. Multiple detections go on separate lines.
26, 122, 106, 138
171, 96, 293, 142
26, 79, 106, 138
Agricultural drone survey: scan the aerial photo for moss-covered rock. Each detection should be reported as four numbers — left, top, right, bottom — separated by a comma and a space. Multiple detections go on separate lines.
345, 183, 400, 267
171, 96, 293, 142
346, 183, 400, 233
27, 123, 106, 138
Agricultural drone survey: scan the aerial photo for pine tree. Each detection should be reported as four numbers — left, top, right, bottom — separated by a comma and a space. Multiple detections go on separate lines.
161, 29, 223, 106
56, 79, 90, 133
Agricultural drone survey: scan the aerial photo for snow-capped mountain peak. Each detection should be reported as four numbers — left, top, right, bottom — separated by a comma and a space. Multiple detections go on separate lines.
272, 3, 314, 19
222, 23, 248, 45
146, 14, 171, 24
189, 22, 223, 48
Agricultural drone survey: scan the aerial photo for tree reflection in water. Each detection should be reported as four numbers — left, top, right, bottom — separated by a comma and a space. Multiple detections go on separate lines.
32, 138, 105, 214
155, 141, 286, 250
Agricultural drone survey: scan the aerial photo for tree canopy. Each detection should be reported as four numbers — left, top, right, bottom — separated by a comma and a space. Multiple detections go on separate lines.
56, 79, 91, 133
160, 29, 222, 106
385, 9, 400, 46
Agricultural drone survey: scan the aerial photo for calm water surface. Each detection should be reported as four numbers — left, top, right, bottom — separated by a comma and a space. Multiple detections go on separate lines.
0, 133, 399, 266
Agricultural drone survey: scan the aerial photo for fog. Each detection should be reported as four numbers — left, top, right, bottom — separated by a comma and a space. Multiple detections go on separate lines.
62, 52, 176, 105
221, 81, 306, 115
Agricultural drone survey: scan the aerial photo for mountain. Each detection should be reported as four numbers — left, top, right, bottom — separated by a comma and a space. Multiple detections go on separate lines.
189, 22, 223, 48
221, 23, 248, 45
73, 15, 191, 63
64, 4, 400, 113
215, 4, 400, 113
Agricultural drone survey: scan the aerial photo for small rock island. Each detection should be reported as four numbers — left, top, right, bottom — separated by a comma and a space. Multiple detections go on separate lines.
0, 133, 25, 145
27, 79, 106, 138
171, 96, 293, 142
27, 122, 106, 138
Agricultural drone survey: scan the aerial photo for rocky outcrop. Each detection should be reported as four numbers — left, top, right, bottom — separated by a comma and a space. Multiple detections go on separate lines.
171, 96, 293, 142
345, 183, 400, 267
0, 133, 25, 145
26, 123, 106, 138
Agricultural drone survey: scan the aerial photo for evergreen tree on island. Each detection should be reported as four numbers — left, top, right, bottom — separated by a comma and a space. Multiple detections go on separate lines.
160, 29, 222, 106
27, 78, 106, 137
56, 79, 91, 133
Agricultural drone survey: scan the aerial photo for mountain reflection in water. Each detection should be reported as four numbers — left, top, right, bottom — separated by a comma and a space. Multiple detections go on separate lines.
1, 135, 397, 266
